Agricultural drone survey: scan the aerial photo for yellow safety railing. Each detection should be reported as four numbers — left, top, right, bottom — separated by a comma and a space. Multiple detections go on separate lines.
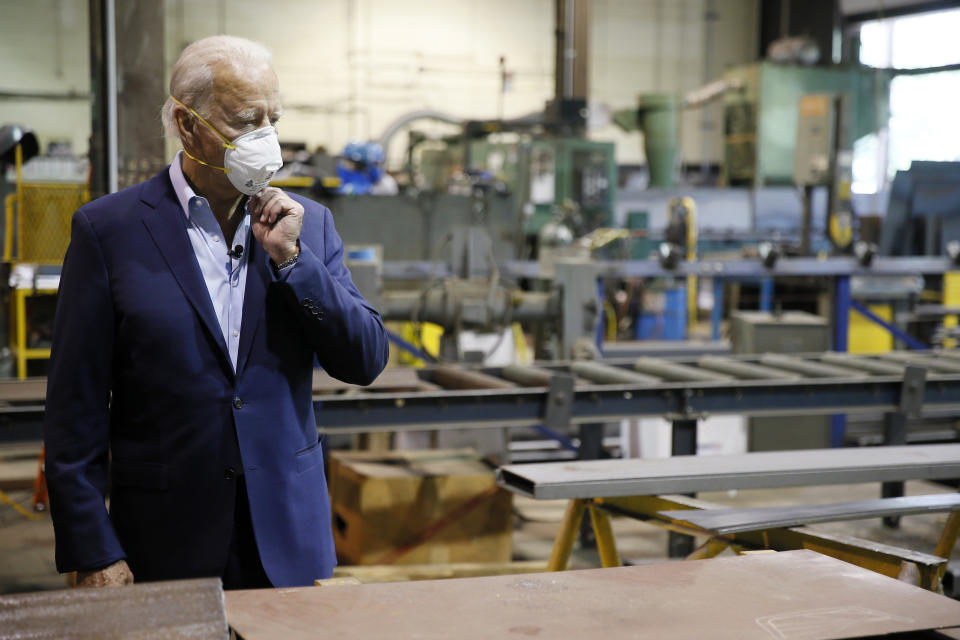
5, 185, 89, 265
5, 143, 90, 377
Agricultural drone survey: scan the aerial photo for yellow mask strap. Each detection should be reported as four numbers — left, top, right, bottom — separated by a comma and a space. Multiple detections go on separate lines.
170, 96, 237, 150
181, 147, 231, 174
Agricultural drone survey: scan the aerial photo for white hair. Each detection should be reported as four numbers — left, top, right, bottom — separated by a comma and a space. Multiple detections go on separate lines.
161, 35, 273, 139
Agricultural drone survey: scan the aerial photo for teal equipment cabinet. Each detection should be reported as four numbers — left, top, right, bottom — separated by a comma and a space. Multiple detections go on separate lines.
468, 138, 617, 237
722, 62, 890, 187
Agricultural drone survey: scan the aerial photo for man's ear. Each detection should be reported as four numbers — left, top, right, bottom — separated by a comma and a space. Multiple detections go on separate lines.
175, 107, 195, 146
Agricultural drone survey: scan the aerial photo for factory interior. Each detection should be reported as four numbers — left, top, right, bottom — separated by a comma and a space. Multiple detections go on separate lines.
4, 0, 960, 637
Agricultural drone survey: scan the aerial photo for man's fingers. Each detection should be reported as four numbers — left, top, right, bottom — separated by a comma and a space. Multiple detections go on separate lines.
263, 198, 288, 224
260, 197, 296, 225
250, 188, 280, 216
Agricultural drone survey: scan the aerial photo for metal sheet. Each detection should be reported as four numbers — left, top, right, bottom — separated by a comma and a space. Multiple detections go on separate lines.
819, 352, 906, 375
760, 353, 869, 378
569, 361, 660, 385
0, 578, 226, 639
0, 379, 47, 403
602, 494, 950, 579
659, 493, 960, 535
496, 443, 960, 500
696, 355, 799, 380
632, 357, 732, 382
224, 550, 960, 640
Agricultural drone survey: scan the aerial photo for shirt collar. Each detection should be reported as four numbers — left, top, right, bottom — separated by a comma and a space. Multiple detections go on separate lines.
169, 151, 247, 223
169, 151, 201, 220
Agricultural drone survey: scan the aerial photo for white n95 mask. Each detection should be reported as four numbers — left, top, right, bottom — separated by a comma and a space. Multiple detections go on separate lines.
171, 96, 283, 196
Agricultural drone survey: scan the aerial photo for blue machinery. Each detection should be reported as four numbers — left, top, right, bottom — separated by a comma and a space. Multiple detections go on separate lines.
380, 254, 953, 348
366, 255, 957, 451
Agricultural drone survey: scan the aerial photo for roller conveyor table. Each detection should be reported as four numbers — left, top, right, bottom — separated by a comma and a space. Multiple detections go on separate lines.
311, 350, 960, 433
6, 351, 960, 435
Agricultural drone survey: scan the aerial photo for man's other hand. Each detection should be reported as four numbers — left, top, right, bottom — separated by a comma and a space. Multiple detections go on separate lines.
250, 187, 303, 266
75, 559, 134, 587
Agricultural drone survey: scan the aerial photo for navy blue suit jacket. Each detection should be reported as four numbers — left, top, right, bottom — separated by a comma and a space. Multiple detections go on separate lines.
43, 169, 388, 586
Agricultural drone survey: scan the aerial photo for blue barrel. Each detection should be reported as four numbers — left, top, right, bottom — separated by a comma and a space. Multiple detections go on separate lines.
663, 287, 687, 340
635, 286, 687, 340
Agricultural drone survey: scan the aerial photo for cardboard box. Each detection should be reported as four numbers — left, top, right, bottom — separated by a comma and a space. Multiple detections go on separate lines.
329, 449, 513, 565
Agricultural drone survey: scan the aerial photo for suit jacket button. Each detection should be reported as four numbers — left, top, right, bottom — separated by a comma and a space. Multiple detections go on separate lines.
302, 297, 313, 306
224, 467, 236, 480
233, 397, 244, 409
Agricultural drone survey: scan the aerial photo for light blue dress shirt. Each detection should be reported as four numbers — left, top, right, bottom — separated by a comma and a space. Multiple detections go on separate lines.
169, 151, 249, 371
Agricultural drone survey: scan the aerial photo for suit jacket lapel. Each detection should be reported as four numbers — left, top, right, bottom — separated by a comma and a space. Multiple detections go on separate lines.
235, 240, 269, 377
140, 172, 234, 378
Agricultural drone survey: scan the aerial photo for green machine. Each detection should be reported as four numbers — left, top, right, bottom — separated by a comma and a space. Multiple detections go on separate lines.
467, 137, 617, 237
722, 62, 890, 187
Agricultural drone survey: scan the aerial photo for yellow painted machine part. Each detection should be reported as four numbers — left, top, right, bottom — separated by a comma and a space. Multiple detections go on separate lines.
943, 272, 960, 349
603, 301, 617, 342
15, 143, 22, 214
269, 176, 315, 188
398, 322, 443, 367
547, 500, 587, 571
848, 304, 894, 354
512, 323, 531, 364
588, 505, 621, 568
542, 494, 950, 591
4, 194, 15, 262
935, 510, 960, 560
828, 208, 853, 249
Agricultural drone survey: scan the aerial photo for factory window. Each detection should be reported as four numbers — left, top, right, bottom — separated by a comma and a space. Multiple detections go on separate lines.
852, 8, 960, 195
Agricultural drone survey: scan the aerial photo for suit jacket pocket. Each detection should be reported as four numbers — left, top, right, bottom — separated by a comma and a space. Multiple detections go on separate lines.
295, 439, 324, 474
112, 459, 169, 491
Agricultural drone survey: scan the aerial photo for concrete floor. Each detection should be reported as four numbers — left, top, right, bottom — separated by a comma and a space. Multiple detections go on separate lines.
0, 490, 63, 594
1, 475, 958, 595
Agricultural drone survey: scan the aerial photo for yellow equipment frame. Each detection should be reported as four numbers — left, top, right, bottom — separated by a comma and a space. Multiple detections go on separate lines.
4, 143, 89, 378
545, 494, 960, 593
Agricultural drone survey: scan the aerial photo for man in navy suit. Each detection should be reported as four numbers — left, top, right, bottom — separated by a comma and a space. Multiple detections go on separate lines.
43, 35, 388, 589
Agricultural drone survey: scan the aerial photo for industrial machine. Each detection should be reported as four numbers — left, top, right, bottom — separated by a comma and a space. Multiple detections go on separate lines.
465, 136, 616, 239
793, 93, 855, 254
730, 310, 832, 451
722, 61, 890, 188
880, 161, 960, 258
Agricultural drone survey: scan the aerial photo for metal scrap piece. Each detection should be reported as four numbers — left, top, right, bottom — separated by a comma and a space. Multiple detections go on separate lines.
0, 578, 227, 640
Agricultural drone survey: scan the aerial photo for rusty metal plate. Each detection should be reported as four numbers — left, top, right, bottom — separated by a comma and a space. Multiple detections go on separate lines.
0, 578, 227, 639
225, 550, 960, 639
